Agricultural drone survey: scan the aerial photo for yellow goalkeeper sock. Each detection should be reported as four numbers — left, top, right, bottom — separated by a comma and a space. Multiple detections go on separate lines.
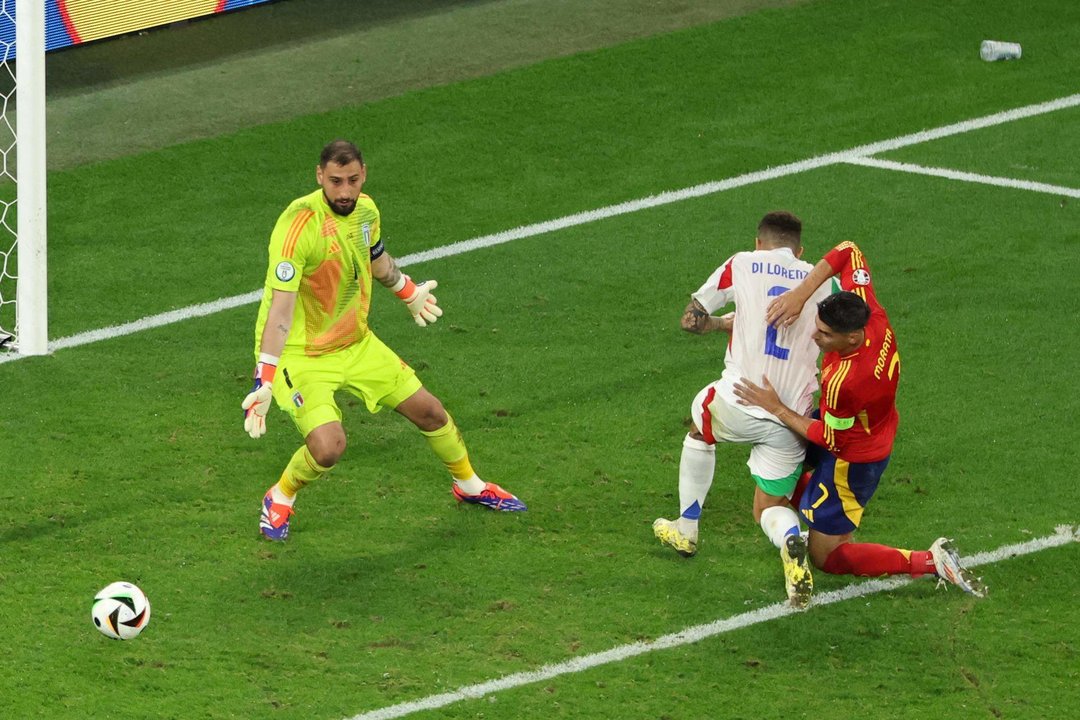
421, 415, 478, 483
277, 445, 331, 498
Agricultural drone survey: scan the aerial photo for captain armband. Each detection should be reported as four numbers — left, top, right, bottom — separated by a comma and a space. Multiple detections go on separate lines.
824, 411, 854, 431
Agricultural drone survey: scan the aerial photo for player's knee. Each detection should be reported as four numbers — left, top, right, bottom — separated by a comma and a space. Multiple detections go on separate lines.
396, 388, 449, 432
413, 399, 449, 432
310, 444, 344, 468
308, 430, 346, 467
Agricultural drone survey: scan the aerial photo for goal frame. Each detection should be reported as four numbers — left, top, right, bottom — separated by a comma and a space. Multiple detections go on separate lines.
12, 0, 48, 355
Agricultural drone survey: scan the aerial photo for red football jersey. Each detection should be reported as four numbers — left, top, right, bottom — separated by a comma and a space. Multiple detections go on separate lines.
805, 242, 900, 463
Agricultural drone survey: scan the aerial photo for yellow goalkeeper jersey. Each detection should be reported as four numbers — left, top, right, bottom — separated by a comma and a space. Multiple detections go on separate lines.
254, 188, 382, 357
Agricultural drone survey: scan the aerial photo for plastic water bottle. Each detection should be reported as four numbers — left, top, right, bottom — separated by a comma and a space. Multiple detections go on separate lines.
980, 40, 1022, 61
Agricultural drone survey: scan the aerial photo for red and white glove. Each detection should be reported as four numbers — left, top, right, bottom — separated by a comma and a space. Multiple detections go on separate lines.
242, 354, 277, 439
392, 274, 443, 327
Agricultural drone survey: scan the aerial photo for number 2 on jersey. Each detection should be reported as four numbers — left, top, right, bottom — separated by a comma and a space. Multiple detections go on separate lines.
764, 286, 791, 360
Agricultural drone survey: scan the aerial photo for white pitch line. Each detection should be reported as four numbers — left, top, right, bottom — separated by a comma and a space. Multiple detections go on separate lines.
50, 290, 264, 353
2, 92, 1078, 365
844, 156, 1080, 198
347, 525, 1079, 720
366, 91, 1080, 269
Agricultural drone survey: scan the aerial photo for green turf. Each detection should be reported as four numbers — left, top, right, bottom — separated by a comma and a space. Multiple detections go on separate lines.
43, 0, 809, 170
883, 106, 1080, 188
2, 0, 1079, 718
38, 0, 1080, 341
438, 546, 1079, 720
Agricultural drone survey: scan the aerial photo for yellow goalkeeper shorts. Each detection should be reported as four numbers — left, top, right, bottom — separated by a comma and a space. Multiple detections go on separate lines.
271, 332, 422, 437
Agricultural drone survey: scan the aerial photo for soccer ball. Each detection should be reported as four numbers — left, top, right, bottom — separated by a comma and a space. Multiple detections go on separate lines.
92, 581, 151, 640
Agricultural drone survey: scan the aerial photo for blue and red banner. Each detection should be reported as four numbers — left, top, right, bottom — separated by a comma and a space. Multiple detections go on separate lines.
1, 0, 274, 58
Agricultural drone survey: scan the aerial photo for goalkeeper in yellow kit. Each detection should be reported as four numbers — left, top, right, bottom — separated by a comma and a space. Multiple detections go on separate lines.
244, 140, 526, 541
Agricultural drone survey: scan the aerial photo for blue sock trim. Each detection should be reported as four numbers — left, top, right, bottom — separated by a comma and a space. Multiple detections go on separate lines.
681, 501, 702, 520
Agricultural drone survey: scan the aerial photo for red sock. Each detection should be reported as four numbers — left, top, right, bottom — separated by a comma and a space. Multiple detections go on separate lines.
822, 543, 936, 578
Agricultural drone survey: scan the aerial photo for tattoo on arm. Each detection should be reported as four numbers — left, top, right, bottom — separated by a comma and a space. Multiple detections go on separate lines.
375, 255, 403, 289
681, 300, 715, 334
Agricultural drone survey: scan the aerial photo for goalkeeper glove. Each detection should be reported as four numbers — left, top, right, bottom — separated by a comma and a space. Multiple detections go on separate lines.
392, 274, 443, 327
242, 354, 277, 439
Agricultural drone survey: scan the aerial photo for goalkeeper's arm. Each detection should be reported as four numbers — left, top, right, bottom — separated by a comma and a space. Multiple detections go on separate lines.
371, 252, 443, 327
243, 290, 295, 439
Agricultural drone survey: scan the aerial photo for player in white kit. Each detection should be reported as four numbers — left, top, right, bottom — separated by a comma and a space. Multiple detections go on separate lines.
652, 211, 832, 608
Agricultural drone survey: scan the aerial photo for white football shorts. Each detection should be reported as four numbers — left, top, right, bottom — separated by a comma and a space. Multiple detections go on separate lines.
690, 382, 807, 485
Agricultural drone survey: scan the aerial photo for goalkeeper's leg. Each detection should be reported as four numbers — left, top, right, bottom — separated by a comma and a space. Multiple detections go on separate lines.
261, 423, 341, 541
393, 388, 526, 512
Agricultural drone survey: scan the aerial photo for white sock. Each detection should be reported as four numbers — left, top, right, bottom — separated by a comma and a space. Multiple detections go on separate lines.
759, 505, 801, 549
271, 482, 296, 507
676, 434, 715, 538
454, 475, 486, 495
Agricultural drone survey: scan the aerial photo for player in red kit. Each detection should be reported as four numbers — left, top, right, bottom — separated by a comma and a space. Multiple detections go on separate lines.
733, 241, 986, 599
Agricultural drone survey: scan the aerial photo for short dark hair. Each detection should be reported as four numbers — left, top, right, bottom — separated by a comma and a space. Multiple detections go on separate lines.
817, 291, 870, 333
757, 211, 802, 250
320, 139, 363, 168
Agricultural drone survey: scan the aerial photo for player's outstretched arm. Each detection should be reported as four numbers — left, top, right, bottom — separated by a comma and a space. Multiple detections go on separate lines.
243, 290, 295, 439
372, 252, 443, 327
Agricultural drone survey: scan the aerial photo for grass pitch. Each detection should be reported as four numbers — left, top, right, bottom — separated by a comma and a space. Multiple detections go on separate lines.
2, 0, 1079, 718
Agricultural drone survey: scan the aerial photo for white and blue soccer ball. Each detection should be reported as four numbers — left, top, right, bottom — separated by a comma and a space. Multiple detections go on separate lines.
92, 581, 151, 640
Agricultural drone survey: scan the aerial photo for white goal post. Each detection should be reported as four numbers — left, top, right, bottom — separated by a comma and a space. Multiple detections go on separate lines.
15, 0, 48, 355
0, 0, 47, 356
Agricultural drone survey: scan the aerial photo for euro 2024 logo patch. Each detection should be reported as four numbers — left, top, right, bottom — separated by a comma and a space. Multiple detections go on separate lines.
852, 268, 871, 286
275, 261, 296, 282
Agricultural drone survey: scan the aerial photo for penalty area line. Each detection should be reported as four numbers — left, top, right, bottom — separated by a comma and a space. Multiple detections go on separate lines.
2, 92, 1078, 365
346, 525, 1079, 720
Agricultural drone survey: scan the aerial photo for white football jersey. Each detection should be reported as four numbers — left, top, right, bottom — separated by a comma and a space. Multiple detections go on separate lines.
692, 247, 831, 421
